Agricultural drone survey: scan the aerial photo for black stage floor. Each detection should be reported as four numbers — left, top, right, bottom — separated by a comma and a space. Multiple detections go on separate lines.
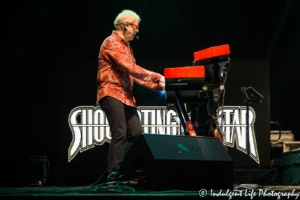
2, 149, 298, 199
1, 185, 299, 199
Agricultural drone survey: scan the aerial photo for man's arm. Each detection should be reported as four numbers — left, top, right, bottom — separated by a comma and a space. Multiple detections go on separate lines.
102, 39, 162, 83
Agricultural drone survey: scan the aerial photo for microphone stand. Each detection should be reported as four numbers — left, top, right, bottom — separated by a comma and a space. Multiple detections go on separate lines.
237, 87, 264, 190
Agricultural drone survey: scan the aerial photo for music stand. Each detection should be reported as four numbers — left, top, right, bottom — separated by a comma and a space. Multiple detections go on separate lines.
241, 87, 264, 184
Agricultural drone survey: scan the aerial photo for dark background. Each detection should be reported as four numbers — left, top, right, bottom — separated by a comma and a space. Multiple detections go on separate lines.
2, 0, 299, 186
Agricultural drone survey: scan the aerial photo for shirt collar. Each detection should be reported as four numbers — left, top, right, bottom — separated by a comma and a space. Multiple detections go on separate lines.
112, 31, 130, 46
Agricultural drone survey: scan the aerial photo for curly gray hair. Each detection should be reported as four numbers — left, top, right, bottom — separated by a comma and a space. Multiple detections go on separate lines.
114, 10, 141, 30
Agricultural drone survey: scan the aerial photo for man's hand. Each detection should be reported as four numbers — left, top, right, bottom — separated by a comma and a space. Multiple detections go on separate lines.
151, 73, 165, 83
159, 76, 165, 90
151, 73, 165, 90
160, 76, 165, 83
159, 82, 165, 90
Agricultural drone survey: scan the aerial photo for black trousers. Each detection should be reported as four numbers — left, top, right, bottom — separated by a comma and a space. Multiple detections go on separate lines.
99, 96, 143, 181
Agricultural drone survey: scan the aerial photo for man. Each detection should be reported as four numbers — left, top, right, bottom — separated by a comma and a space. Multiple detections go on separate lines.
97, 10, 165, 182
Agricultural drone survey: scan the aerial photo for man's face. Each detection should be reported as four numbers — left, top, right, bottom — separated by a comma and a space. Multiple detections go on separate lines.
126, 18, 139, 41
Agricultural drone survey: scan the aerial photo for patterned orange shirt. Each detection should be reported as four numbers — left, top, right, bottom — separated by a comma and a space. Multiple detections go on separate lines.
97, 31, 163, 107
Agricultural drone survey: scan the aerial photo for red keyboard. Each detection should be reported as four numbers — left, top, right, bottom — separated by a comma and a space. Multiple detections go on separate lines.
164, 66, 205, 79
194, 44, 230, 61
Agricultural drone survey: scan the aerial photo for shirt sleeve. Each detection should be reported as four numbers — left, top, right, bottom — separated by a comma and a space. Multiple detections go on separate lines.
102, 38, 161, 83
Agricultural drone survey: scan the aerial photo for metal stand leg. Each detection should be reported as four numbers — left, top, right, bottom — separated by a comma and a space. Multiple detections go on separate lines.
174, 90, 196, 136
174, 103, 187, 135
246, 102, 250, 183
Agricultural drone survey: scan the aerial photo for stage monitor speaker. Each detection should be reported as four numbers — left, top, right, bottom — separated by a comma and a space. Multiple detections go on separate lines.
119, 134, 233, 190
